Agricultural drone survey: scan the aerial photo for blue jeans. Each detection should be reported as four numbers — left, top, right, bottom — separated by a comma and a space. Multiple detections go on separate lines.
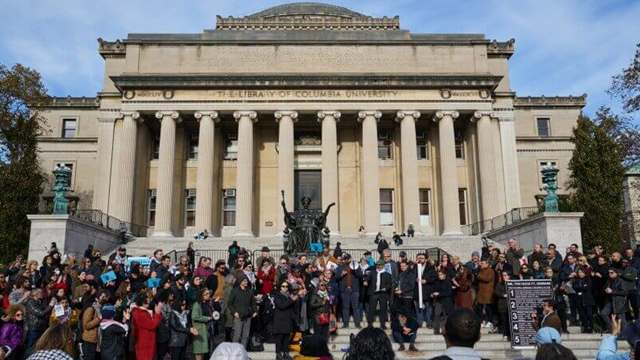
341, 289, 361, 326
392, 331, 416, 345
416, 300, 433, 327
25, 329, 42, 354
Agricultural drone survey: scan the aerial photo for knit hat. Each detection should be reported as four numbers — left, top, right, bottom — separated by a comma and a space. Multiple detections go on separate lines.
472, 251, 480, 258
535, 327, 562, 344
101, 305, 116, 320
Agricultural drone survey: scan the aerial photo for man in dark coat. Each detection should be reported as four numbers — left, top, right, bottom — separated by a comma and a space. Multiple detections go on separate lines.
415, 253, 437, 328
395, 261, 417, 317
600, 268, 627, 332
431, 269, 454, 335
336, 254, 363, 328
272, 282, 298, 359
365, 260, 393, 329
559, 254, 579, 325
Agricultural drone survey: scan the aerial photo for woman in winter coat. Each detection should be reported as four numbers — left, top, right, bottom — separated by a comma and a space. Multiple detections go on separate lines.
0, 304, 25, 359
572, 267, 594, 333
309, 281, 331, 341
531, 260, 545, 279
131, 292, 163, 360
454, 266, 473, 310
257, 259, 276, 296
476, 260, 495, 328
169, 300, 192, 360
493, 271, 510, 340
191, 289, 213, 360
273, 281, 298, 360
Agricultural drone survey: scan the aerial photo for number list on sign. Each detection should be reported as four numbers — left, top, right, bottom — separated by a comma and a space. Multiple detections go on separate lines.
506, 279, 552, 348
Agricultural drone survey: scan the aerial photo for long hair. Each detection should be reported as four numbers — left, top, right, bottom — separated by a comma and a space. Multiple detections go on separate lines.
345, 327, 394, 360
34, 323, 75, 357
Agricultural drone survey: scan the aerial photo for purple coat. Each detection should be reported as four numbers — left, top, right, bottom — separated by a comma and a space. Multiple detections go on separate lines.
0, 321, 24, 352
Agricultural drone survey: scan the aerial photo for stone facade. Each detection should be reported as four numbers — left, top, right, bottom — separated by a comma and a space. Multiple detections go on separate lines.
35, 3, 585, 241
623, 165, 640, 245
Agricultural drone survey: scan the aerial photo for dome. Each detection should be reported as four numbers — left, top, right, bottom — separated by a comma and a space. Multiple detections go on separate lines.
247, 2, 366, 19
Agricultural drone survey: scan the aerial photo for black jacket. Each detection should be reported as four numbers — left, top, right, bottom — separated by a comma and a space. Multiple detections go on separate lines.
397, 268, 417, 299
572, 277, 595, 306
99, 322, 128, 360
168, 310, 190, 348
228, 286, 257, 319
366, 270, 393, 296
272, 291, 297, 334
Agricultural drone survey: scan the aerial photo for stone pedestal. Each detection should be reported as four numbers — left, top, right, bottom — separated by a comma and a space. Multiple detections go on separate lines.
487, 212, 584, 258
27, 214, 121, 262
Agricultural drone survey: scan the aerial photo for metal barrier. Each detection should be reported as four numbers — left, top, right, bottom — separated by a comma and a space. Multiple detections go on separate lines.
461, 206, 539, 236
167, 249, 253, 264
371, 247, 448, 262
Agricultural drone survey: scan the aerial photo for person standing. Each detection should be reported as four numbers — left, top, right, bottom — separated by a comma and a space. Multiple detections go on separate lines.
572, 267, 594, 333
191, 289, 212, 360
169, 300, 193, 360
364, 260, 393, 329
431, 269, 453, 335
273, 281, 298, 360
336, 254, 362, 328
309, 281, 332, 341
476, 260, 495, 331
228, 277, 257, 348
23, 289, 51, 354
131, 292, 163, 360
99, 305, 129, 360
0, 304, 25, 359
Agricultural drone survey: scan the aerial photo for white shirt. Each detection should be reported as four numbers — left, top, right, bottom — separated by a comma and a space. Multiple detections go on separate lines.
417, 263, 425, 308
376, 270, 384, 292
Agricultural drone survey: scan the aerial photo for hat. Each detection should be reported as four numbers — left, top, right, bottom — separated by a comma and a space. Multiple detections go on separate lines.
399, 251, 407, 257
535, 327, 562, 345
472, 251, 480, 258
101, 305, 116, 320
261, 246, 270, 252
364, 251, 372, 256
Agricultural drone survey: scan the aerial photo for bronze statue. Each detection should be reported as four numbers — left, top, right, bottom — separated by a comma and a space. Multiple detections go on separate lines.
281, 190, 335, 254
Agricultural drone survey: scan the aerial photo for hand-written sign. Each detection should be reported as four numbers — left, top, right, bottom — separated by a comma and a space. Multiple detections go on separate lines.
506, 279, 552, 349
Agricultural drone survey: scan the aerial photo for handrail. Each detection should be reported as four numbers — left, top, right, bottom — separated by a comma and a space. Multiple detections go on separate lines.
72, 209, 148, 238
461, 207, 540, 236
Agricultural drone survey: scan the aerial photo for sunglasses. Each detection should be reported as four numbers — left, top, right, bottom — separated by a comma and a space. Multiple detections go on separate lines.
281, 284, 289, 288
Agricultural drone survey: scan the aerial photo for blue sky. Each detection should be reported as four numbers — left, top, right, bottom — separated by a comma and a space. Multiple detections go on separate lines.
1, 0, 639, 120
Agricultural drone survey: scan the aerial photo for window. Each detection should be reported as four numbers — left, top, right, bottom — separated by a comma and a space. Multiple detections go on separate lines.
223, 189, 236, 226
454, 129, 465, 159
417, 140, 429, 160
537, 118, 551, 137
53, 162, 74, 187
538, 160, 558, 189
147, 189, 157, 226
379, 189, 394, 226
419, 188, 431, 226
224, 138, 238, 160
184, 189, 196, 227
151, 138, 160, 160
458, 188, 468, 226
188, 134, 198, 160
62, 119, 77, 138
378, 132, 393, 160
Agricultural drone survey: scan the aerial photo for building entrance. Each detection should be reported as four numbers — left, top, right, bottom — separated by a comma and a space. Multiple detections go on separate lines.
294, 170, 322, 210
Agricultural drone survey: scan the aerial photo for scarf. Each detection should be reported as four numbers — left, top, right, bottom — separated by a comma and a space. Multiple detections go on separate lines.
417, 263, 425, 308
173, 310, 188, 328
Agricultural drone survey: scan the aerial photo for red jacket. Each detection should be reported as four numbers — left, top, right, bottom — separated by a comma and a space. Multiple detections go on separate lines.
257, 267, 276, 295
132, 307, 162, 360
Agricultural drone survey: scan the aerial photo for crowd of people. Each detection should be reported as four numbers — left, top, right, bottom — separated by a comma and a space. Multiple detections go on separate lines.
0, 237, 640, 360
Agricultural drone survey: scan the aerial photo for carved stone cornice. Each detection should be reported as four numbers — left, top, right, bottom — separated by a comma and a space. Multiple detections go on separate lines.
233, 111, 258, 122
317, 111, 342, 122
155, 111, 182, 123
98, 38, 126, 58
487, 39, 515, 58
470, 111, 493, 122
395, 111, 421, 122
194, 111, 220, 123
111, 73, 503, 91
514, 95, 587, 108
432, 111, 460, 123
35, 96, 99, 109
274, 111, 299, 122
357, 111, 382, 123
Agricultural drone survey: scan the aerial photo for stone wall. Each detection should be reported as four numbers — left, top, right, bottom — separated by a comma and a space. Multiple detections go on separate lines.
27, 214, 122, 262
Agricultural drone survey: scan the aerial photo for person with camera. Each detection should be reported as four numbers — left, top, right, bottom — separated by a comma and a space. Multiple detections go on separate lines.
273, 280, 299, 360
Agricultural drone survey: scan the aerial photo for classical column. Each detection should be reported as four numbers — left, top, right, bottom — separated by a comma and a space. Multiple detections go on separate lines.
472, 111, 500, 220
318, 111, 341, 234
233, 111, 258, 237
275, 111, 298, 232
111, 111, 141, 223
153, 111, 181, 237
498, 116, 522, 210
93, 116, 117, 213
194, 111, 219, 233
396, 111, 422, 233
433, 111, 462, 235
358, 111, 382, 235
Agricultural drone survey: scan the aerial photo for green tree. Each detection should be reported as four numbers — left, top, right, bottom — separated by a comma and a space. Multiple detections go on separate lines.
0, 64, 48, 263
610, 43, 640, 114
568, 109, 628, 252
